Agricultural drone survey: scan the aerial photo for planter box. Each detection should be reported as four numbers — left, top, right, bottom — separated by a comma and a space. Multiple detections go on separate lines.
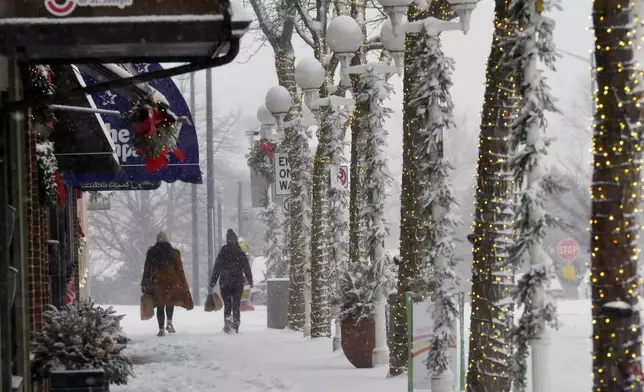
51, 369, 108, 392
341, 317, 375, 369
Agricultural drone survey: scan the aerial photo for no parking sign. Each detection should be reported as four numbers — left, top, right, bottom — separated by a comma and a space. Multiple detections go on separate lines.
330, 165, 349, 190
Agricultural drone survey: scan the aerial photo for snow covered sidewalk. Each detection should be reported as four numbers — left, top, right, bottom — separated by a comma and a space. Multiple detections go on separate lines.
110, 305, 405, 392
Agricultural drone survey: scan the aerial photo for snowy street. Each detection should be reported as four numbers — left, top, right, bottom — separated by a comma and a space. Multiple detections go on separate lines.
111, 305, 405, 392
110, 301, 591, 392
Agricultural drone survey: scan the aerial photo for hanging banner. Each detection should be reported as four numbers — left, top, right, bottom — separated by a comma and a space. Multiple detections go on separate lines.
406, 293, 461, 392
63, 63, 202, 188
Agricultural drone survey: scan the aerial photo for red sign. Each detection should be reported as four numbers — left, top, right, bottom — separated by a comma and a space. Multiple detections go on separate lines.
283, 197, 292, 213
557, 239, 579, 262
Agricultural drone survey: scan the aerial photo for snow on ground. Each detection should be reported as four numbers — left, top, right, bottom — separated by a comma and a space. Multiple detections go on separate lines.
109, 305, 405, 392
108, 300, 592, 392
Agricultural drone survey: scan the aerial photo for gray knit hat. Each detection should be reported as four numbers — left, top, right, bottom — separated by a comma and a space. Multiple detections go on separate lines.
156, 231, 169, 243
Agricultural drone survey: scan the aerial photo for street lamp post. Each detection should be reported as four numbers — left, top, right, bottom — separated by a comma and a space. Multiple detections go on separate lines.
376, 0, 479, 390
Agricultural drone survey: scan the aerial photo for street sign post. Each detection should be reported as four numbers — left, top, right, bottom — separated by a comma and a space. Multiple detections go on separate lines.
274, 153, 290, 196
330, 165, 349, 189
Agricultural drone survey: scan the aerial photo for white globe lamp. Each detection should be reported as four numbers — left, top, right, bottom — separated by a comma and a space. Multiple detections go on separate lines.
265, 86, 292, 128
295, 57, 326, 109
327, 15, 363, 71
375, 0, 414, 38
257, 104, 277, 126
446, 0, 478, 35
380, 19, 405, 74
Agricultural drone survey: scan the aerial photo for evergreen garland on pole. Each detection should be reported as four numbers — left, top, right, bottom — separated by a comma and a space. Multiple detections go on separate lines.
408, 31, 460, 389
246, 137, 286, 280
504, 0, 563, 390
326, 103, 351, 307
28, 65, 64, 207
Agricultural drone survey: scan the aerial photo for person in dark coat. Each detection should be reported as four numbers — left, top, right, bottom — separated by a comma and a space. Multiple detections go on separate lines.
209, 229, 253, 333
141, 232, 194, 337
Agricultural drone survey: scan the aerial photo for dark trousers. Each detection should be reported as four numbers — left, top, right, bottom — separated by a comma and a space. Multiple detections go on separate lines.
221, 284, 244, 326
156, 305, 174, 329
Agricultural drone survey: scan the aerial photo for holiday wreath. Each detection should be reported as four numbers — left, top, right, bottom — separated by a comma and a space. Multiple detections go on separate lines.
127, 98, 190, 172
246, 138, 277, 181
28, 65, 65, 206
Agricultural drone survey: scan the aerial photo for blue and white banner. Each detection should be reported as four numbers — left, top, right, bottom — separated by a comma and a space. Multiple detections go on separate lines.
63, 63, 202, 188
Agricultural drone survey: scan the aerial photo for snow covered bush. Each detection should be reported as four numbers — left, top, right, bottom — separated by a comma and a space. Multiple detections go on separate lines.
31, 299, 133, 385
35, 138, 59, 206
262, 200, 287, 279
338, 254, 396, 322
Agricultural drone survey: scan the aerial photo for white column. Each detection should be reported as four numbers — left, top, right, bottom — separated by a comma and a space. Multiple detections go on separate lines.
372, 293, 389, 365
303, 271, 311, 337
531, 327, 551, 392
333, 317, 342, 351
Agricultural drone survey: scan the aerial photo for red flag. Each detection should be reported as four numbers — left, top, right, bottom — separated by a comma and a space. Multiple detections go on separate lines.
54, 171, 65, 206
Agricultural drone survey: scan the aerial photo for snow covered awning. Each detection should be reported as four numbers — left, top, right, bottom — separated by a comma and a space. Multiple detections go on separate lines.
0, 0, 250, 65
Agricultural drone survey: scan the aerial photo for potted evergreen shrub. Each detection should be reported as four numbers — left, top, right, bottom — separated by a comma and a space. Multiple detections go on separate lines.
337, 254, 396, 368
31, 299, 133, 390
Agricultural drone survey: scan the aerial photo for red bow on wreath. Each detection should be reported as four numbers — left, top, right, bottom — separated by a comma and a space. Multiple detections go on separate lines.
259, 141, 274, 158
137, 108, 166, 138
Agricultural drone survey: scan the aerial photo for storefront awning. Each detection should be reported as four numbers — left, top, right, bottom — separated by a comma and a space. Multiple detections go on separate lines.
0, 0, 250, 64
49, 65, 120, 174
62, 63, 203, 188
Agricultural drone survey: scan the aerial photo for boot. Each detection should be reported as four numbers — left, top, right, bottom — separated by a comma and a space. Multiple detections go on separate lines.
157, 328, 165, 337
166, 321, 176, 334
233, 320, 240, 334
223, 317, 232, 334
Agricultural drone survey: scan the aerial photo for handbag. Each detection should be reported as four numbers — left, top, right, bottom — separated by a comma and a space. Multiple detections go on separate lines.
204, 284, 223, 312
140, 294, 155, 320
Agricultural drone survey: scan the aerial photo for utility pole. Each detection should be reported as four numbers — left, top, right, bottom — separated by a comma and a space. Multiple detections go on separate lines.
237, 182, 243, 237
217, 201, 223, 251
206, 69, 215, 279
189, 72, 200, 305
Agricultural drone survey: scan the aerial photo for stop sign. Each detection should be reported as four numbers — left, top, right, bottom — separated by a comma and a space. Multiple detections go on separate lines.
557, 239, 579, 262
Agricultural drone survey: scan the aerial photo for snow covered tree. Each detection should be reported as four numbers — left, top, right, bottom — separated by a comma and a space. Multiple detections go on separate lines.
248, 0, 311, 331
503, 0, 562, 390
31, 299, 133, 385
589, 1, 644, 390
465, 1, 521, 389
407, 30, 460, 390
390, 0, 455, 376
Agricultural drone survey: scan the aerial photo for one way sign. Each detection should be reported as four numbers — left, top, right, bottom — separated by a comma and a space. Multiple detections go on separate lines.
274, 153, 291, 196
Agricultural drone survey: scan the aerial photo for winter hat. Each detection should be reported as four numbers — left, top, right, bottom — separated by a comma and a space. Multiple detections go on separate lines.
156, 231, 169, 243
226, 229, 238, 245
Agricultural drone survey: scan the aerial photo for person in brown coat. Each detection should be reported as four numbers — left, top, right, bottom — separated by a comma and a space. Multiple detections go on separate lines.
141, 232, 194, 336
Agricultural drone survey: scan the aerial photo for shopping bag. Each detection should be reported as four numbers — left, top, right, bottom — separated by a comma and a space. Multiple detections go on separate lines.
204, 284, 223, 312
140, 294, 155, 320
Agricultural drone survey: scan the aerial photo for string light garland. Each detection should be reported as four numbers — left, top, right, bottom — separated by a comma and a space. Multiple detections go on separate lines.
589, 1, 644, 391
389, 0, 455, 377
465, 1, 521, 390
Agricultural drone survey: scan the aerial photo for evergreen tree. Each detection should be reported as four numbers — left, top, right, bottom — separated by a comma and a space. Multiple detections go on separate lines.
589, 1, 644, 390
262, 198, 287, 279
408, 31, 460, 389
